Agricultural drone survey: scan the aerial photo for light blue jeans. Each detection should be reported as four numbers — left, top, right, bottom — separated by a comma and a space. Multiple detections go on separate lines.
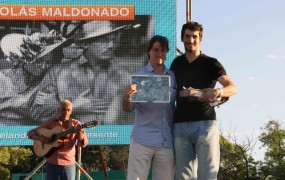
174, 120, 220, 180
45, 162, 76, 180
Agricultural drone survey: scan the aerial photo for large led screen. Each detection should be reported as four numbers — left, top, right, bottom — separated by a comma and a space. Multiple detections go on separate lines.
0, 0, 176, 145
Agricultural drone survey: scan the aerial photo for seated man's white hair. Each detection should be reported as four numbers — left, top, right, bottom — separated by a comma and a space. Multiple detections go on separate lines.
60, 100, 73, 107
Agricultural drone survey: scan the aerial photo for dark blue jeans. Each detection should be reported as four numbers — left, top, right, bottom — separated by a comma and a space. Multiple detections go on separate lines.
45, 162, 76, 180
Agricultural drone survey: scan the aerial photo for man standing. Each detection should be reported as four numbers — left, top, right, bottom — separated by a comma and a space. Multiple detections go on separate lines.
170, 21, 237, 179
27, 100, 88, 180
122, 35, 176, 180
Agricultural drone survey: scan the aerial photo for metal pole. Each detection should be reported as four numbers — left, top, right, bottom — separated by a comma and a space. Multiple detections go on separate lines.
76, 146, 93, 180
75, 161, 93, 180
76, 146, 82, 180
23, 159, 46, 180
177, 0, 191, 55
186, 0, 192, 22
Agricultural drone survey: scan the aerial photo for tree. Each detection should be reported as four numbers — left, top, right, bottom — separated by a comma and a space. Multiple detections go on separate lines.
108, 145, 129, 170
81, 145, 111, 171
0, 146, 33, 179
0, 147, 10, 180
219, 134, 259, 179
0, 166, 10, 180
259, 119, 285, 179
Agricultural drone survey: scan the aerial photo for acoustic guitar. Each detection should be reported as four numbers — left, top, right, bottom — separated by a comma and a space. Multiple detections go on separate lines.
33, 120, 98, 157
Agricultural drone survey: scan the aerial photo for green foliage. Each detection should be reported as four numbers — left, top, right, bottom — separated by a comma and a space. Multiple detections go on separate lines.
81, 145, 111, 171
0, 166, 10, 180
0, 147, 10, 165
259, 120, 285, 160
259, 120, 285, 179
0, 146, 33, 179
81, 145, 129, 171
219, 135, 258, 179
10, 147, 33, 173
108, 145, 129, 170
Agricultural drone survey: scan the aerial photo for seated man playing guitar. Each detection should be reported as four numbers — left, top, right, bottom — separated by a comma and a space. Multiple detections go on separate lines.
28, 99, 88, 180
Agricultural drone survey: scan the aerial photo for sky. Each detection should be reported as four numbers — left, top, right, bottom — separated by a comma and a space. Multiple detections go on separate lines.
176, 0, 285, 161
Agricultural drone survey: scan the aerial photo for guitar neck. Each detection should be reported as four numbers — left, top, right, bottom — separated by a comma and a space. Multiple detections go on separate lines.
54, 120, 98, 140
56, 125, 83, 139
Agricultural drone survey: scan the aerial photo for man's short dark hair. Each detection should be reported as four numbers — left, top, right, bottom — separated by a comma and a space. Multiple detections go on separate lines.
181, 21, 203, 41
147, 35, 169, 54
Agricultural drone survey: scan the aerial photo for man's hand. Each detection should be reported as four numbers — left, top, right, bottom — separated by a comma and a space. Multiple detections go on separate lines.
75, 125, 86, 144
198, 88, 220, 102
123, 84, 137, 99
122, 84, 137, 112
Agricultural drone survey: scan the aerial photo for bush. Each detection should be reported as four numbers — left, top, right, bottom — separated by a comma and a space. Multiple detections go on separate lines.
0, 166, 10, 180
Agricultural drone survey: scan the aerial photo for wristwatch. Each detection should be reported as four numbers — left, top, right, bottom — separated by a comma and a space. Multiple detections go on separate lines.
217, 88, 223, 99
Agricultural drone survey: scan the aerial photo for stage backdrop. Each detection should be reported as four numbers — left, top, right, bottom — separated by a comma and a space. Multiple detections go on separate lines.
0, 0, 176, 146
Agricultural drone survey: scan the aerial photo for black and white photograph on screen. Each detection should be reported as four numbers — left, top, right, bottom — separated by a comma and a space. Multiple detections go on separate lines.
0, 16, 154, 125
